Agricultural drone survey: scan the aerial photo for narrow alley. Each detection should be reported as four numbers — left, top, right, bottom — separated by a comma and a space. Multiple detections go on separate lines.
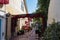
0, 0, 49, 40
10, 28, 39, 40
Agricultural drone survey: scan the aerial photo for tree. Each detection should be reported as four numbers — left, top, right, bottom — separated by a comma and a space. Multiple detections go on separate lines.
34, 0, 50, 22
33, 0, 50, 33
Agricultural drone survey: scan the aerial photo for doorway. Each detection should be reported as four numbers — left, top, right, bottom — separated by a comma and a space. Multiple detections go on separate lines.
11, 18, 17, 36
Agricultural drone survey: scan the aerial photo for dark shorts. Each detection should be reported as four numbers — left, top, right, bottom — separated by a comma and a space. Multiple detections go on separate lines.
35, 30, 41, 34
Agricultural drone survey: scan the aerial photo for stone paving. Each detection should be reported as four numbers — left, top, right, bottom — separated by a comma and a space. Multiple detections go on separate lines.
10, 28, 39, 40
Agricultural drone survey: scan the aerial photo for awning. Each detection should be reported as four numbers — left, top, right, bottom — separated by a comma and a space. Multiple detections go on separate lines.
0, 0, 9, 4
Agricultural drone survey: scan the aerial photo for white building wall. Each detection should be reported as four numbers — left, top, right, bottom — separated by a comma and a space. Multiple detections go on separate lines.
47, 0, 60, 25
0, 0, 28, 30
0, 0, 28, 39
20, 18, 28, 30
6, 0, 27, 15
0, 0, 27, 15
6, 0, 27, 30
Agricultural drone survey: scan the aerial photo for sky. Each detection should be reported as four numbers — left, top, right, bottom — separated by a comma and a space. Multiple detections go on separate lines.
26, 0, 37, 13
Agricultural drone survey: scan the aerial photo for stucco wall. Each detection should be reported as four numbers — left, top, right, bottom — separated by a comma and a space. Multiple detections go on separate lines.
0, 0, 28, 39
19, 18, 28, 30
0, 0, 27, 15
47, 0, 60, 25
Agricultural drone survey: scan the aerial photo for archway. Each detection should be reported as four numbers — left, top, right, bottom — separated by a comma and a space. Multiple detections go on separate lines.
11, 13, 46, 36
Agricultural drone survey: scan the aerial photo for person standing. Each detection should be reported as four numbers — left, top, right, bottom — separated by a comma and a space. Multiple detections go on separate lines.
35, 21, 42, 40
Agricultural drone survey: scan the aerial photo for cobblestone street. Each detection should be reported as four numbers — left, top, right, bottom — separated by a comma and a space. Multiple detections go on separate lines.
10, 28, 39, 40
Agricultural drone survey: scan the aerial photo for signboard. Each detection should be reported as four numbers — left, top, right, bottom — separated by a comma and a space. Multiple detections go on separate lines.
0, 0, 9, 4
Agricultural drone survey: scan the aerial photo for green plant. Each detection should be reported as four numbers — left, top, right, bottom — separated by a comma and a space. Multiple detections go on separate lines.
42, 22, 60, 40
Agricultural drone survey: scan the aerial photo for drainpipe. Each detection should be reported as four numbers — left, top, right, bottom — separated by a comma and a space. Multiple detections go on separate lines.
5, 17, 8, 40
5, 13, 10, 40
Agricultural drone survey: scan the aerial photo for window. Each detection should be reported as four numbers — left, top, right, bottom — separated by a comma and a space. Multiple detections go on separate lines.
21, 1, 24, 11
